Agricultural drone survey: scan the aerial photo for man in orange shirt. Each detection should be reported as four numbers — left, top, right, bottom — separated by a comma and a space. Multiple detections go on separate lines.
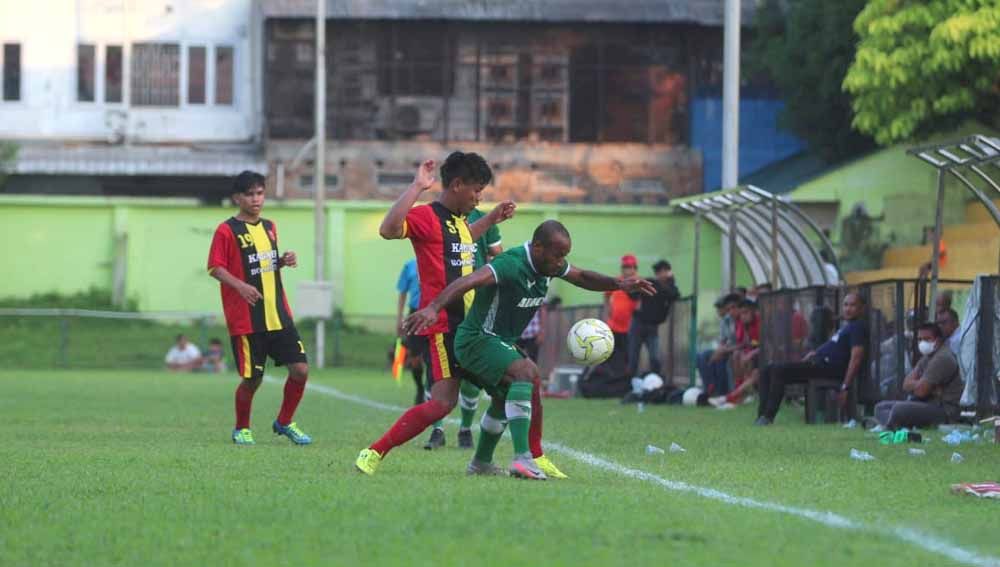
603, 254, 640, 375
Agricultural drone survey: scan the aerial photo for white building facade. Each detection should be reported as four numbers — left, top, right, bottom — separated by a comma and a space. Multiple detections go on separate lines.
0, 0, 265, 197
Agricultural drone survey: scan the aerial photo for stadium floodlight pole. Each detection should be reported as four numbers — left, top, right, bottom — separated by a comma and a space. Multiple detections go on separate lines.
313, 0, 327, 368
721, 0, 740, 289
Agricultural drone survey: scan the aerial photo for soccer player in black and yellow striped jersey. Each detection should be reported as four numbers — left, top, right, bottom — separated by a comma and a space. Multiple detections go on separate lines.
207, 171, 312, 446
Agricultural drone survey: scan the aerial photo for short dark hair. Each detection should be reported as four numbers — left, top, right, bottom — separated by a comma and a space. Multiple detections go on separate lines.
937, 307, 960, 324
917, 322, 943, 339
175, 334, 186, 342
440, 151, 492, 189
739, 299, 757, 310
652, 260, 672, 272
209, 338, 223, 346
845, 292, 867, 305
531, 220, 570, 247
233, 170, 266, 194
735, 286, 748, 296
722, 293, 742, 306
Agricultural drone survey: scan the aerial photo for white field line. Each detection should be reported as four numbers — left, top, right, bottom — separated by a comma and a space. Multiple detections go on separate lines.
268, 376, 1000, 567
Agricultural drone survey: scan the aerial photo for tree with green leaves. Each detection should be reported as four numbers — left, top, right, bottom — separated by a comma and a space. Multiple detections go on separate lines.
748, 0, 874, 162
844, 0, 1000, 146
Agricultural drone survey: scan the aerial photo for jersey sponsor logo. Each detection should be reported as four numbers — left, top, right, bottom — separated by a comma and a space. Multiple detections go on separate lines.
450, 242, 477, 254
516, 297, 545, 308
444, 219, 459, 235
450, 258, 475, 267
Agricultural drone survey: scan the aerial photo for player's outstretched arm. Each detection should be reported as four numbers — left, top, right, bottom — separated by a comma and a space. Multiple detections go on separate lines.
563, 266, 657, 296
403, 266, 496, 335
379, 160, 436, 239
468, 200, 516, 241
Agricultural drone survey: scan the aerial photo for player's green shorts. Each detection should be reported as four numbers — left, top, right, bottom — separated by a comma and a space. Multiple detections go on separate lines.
454, 332, 524, 388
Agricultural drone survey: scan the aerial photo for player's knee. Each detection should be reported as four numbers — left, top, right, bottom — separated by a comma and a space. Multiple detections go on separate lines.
480, 411, 507, 435
289, 363, 308, 382
506, 359, 537, 383
427, 397, 455, 418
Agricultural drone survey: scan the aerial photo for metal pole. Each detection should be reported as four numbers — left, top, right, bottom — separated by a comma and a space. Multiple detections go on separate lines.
689, 213, 702, 387
313, 0, 327, 368
929, 169, 945, 315
722, 0, 740, 190
770, 195, 779, 286
728, 209, 738, 291
721, 0, 740, 292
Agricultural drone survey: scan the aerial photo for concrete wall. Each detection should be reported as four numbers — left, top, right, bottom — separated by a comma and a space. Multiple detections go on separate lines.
267, 140, 701, 206
0, 0, 259, 143
0, 195, 753, 325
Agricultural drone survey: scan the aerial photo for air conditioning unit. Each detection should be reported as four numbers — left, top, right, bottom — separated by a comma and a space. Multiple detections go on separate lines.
374, 97, 442, 137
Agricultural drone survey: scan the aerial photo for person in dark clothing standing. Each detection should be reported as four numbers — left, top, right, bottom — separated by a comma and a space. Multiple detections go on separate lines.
754, 293, 868, 425
626, 259, 680, 378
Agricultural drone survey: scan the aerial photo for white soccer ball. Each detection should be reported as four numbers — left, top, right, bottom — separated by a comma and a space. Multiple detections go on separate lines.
566, 318, 615, 366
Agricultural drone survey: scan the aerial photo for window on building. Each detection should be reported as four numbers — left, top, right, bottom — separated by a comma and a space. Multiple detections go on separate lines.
187, 46, 206, 104
77, 44, 96, 102
376, 25, 451, 98
2, 43, 20, 101
105, 45, 123, 103
131, 43, 180, 106
215, 45, 233, 105
264, 22, 690, 145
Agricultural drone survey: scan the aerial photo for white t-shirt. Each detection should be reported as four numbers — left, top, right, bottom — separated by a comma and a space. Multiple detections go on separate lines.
165, 343, 202, 365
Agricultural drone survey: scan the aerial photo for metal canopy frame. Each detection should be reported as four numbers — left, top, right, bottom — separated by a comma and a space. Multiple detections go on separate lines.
907, 134, 1000, 309
676, 185, 838, 291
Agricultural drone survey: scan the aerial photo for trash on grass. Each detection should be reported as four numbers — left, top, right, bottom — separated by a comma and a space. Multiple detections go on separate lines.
645, 444, 665, 455
669, 442, 686, 453
908, 448, 926, 456
850, 448, 875, 461
951, 452, 964, 463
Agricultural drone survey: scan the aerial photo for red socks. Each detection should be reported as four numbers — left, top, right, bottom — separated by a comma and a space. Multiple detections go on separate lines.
277, 377, 306, 426
234, 375, 306, 430
371, 399, 452, 456
235, 384, 255, 429
530, 378, 543, 458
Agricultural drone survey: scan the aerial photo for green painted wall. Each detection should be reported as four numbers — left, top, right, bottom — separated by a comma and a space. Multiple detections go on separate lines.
789, 121, 998, 246
0, 196, 752, 326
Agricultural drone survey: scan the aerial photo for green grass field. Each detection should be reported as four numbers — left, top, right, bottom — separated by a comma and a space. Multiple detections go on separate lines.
2, 368, 998, 567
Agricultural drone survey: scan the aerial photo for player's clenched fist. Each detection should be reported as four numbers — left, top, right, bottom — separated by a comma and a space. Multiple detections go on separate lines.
412, 160, 436, 191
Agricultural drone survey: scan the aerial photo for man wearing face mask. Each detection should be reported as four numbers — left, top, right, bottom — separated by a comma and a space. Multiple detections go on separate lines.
873, 322, 962, 429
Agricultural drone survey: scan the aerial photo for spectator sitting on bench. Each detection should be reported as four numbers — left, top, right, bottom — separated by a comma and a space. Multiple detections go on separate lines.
709, 299, 761, 408
873, 322, 962, 430
754, 293, 868, 425
936, 307, 961, 356
696, 293, 742, 396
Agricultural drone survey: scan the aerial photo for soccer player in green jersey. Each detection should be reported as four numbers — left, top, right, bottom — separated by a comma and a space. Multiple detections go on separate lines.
405, 220, 655, 479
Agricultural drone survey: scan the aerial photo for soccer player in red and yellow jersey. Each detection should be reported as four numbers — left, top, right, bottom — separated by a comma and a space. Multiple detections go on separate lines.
355, 152, 517, 474
207, 171, 312, 446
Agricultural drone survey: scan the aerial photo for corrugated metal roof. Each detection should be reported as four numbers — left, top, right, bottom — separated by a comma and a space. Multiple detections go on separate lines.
12, 144, 268, 177
262, 0, 755, 26
674, 186, 838, 288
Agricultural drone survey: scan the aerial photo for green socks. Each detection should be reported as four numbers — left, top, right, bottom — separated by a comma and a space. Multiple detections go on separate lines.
459, 381, 481, 429
506, 381, 532, 455
473, 405, 506, 463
